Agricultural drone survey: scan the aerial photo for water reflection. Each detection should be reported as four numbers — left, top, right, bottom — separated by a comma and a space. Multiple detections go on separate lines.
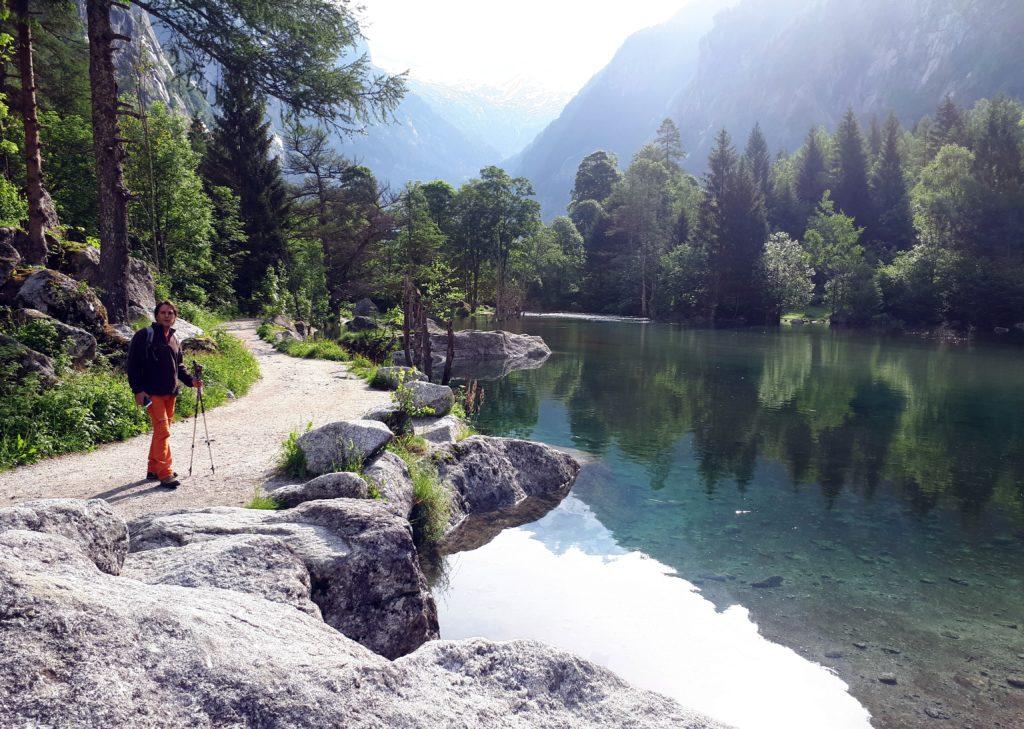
467, 321, 1024, 523
436, 496, 873, 729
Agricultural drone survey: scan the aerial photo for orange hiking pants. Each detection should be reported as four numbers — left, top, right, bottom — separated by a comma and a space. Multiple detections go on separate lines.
147, 395, 176, 479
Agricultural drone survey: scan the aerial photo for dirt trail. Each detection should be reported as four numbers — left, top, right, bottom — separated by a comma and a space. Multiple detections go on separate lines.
0, 320, 391, 519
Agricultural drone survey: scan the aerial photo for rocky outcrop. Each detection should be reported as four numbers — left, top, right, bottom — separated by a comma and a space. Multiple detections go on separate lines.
372, 365, 427, 390
271, 472, 370, 509
363, 403, 412, 436
353, 297, 379, 316
297, 419, 393, 474
403, 380, 455, 416
0, 334, 57, 387
15, 308, 97, 366
172, 317, 203, 345
346, 314, 379, 332
0, 498, 127, 574
434, 436, 581, 554
15, 269, 108, 336
122, 534, 321, 618
129, 499, 437, 659
363, 451, 415, 520
58, 244, 156, 322
437, 329, 551, 364
0, 237, 19, 286
414, 414, 467, 446
0, 523, 724, 728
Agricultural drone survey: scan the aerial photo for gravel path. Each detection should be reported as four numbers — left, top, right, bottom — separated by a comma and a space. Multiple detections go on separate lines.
0, 320, 391, 519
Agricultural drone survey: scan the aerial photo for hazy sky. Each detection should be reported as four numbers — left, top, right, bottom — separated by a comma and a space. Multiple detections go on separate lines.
356, 0, 686, 93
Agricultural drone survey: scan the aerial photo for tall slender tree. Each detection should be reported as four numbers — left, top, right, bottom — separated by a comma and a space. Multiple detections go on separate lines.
795, 127, 828, 211
743, 122, 771, 200
870, 114, 914, 255
570, 150, 620, 208
84, 0, 403, 321
927, 96, 966, 159
203, 70, 289, 309
830, 108, 873, 231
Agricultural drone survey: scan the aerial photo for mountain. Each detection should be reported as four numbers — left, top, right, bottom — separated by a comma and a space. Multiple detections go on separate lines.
409, 78, 570, 160
509, 0, 732, 218
515, 0, 1024, 219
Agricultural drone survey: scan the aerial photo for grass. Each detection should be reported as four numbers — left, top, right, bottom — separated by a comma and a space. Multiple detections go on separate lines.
781, 304, 830, 323
388, 433, 429, 458
245, 487, 281, 510
277, 337, 348, 361
0, 312, 259, 471
277, 423, 311, 478
388, 444, 450, 545
348, 354, 378, 384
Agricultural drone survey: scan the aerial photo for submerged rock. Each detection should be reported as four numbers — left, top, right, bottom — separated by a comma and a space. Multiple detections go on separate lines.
129, 499, 436, 659
297, 419, 393, 474
270, 472, 370, 509
434, 436, 580, 554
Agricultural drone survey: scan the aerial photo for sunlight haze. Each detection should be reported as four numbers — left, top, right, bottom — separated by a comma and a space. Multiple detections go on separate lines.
357, 0, 687, 92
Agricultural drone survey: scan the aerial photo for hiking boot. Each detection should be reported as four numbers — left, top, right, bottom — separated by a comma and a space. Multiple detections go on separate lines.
147, 471, 177, 481
159, 476, 180, 489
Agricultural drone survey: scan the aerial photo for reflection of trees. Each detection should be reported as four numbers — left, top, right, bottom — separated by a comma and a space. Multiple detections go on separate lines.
472, 318, 1024, 520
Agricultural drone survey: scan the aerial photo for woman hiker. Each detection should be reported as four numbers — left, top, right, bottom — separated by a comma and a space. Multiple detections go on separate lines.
126, 300, 203, 489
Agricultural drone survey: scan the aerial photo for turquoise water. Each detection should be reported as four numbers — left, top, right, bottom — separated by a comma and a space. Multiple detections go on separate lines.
436, 318, 1024, 728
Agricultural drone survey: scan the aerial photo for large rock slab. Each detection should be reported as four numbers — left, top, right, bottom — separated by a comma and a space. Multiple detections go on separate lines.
434, 436, 581, 554
172, 317, 203, 345
15, 268, 108, 335
271, 472, 370, 509
0, 527, 726, 728
436, 328, 551, 364
297, 419, 393, 474
346, 315, 379, 332
16, 308, 97, 366
122, 534, 321, 618
0, 498, 127, 574
402, 380, 454, 417
363, 451, 415, 520
353, 297, 379, 316
129, 498, 437, 659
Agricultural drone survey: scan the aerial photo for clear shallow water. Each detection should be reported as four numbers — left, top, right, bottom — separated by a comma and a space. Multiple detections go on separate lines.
437, 319, 1024, 727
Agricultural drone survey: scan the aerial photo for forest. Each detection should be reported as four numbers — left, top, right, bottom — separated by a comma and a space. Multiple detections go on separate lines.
0, 0, 1023, 340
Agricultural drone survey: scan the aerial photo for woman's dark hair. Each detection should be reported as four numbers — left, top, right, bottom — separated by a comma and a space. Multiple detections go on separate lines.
153, 300, 178, 318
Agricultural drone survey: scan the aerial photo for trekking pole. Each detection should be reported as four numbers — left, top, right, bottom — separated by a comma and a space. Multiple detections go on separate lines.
191, 359, 216, 475
187, 366, 201, 478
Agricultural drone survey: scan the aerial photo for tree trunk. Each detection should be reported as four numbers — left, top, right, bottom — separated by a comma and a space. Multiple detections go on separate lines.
87, 0, 132, 322
441, 319, 454, 386
11, 0, 51, 264
402, 276, 413, 366
419, 299, 432, 381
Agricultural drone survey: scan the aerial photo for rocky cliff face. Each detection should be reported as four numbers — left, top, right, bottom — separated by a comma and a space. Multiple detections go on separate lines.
515, 0, 1024, 218
73, 1, 209, 116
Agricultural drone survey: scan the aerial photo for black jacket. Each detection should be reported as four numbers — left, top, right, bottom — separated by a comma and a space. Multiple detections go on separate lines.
126, 324, 194, 396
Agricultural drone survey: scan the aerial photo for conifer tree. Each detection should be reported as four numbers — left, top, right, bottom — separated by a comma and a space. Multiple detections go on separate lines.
927, 96, 966, 159
203, 71, 289, 310
570, 151, 620, 208
795, 128, 828, 211
868, 115, 882, 161
653, 118, 685, 170
743, 123, 771, 200
870, 114, 914, 255
830, 108, 873, 231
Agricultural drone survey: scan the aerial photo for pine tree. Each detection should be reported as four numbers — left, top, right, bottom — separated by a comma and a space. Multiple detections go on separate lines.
830, 108, 873, 231
795, 128, 828, 210
654, 118, 685, 169
870, 114, 914, 255
203, 70, 289, 310
695, 130, 768, 322
927, 96, 966, 159
570, 151, 620, 207
744, 123, 771, 200
868, 115, 882, 161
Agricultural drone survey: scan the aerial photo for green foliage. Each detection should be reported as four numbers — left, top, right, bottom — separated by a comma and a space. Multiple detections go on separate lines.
408, 457, 450, 545
761, 232, 814, 318
277, 423, 312, 479
279, 338, 348, 361
174, 327, 260, 416
245, 488, 282, 510
348, 355, 378, 384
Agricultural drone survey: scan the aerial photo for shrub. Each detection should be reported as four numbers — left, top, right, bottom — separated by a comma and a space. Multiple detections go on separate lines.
408, 457, 450, 545
277, 423, 311, 478
176, 328, 260, 415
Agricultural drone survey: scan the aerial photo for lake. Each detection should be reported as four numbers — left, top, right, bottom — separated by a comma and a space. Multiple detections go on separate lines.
434, 316, 1024, 728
